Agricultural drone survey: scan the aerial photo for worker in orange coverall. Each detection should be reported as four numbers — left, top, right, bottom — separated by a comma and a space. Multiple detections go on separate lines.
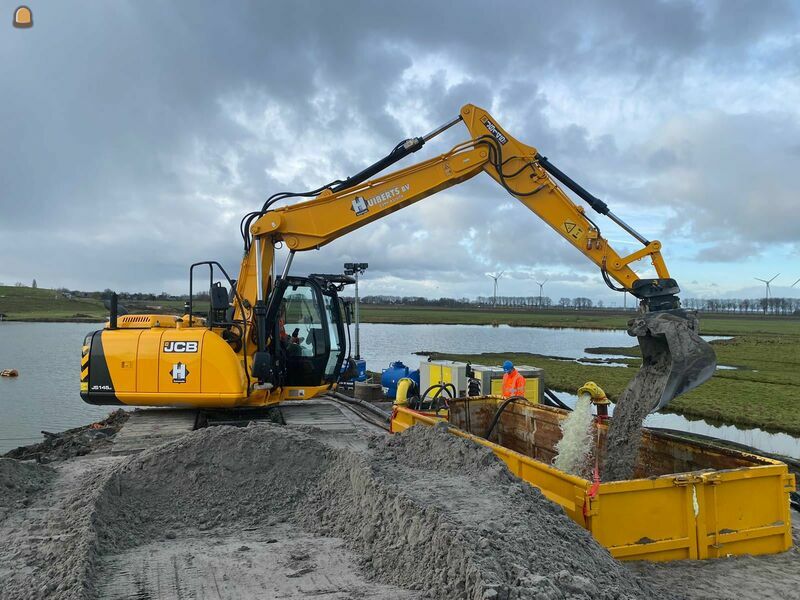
501, 360, 526, 398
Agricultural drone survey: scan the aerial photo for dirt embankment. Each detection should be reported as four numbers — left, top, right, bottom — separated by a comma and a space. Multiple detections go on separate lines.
0, 423, 660, 600
3, 410, 129, 463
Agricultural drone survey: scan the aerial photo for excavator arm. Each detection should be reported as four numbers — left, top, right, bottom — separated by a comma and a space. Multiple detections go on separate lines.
247, 104, 674, 307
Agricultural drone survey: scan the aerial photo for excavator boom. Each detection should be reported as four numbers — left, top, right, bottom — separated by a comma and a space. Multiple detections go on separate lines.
241, 104, 716, 412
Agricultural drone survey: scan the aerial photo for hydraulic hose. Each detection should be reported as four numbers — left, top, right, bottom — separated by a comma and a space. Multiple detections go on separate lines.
419, 384, 445, 402
419, 383, 453, 411
484, 396, 530, 441
430, 386, 453, 411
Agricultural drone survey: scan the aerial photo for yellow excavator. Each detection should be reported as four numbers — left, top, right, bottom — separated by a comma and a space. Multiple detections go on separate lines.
80, 104, 715, 413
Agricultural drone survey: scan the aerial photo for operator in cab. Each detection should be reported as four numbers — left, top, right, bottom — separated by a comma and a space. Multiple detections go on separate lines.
501, 360, 526, 398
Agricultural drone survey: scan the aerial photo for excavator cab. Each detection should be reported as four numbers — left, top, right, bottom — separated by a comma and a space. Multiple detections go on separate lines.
265, 275, 351, 389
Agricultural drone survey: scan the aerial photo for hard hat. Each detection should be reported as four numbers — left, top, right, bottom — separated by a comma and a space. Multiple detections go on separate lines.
502, 360, 514, 373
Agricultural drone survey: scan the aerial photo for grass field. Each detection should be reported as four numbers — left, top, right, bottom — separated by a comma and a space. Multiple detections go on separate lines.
360, 305, 800, 336
0, 286, 189, 321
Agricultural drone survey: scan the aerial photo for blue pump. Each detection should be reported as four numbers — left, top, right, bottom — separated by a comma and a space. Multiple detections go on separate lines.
380, 361, 420, 399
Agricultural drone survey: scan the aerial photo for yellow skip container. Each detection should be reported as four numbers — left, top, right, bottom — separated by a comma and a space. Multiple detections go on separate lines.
390, 398, 795, 562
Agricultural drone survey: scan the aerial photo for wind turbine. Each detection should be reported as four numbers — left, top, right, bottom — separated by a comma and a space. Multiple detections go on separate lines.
536, 279, 548, 308
754, 273, 779, 314
488, 271, 504, 308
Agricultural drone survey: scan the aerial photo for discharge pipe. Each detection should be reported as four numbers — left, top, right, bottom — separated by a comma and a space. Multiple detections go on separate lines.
394, 377, 415, 406
484, 396, 530, 441
578, 381, 611, 418
326, 390, 392, 422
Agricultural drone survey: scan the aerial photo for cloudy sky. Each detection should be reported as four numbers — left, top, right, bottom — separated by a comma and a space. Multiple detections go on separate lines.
2, 0, 799, 305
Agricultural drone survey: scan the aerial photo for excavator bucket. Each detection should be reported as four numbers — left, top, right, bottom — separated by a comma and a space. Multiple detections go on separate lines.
628, 310, 717, 412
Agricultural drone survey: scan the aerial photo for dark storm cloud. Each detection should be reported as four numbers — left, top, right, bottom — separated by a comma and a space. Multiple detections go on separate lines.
1, 0, 798, 296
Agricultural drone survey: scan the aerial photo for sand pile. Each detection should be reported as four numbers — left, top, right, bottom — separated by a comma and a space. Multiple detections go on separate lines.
92, 424, 333, 551
0, 427, 331, 600
301, 422, 660, 599
0, 423, 667, 600
0, 458, 54, 522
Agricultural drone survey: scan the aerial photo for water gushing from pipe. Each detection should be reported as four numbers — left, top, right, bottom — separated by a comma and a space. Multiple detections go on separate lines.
553, 393, 595, 478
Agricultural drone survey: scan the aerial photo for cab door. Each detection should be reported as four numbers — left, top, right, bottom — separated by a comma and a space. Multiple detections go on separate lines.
266, 275, 349, 388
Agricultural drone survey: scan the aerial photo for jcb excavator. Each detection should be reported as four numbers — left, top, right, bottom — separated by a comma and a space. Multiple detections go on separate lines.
80, 104, 715, 413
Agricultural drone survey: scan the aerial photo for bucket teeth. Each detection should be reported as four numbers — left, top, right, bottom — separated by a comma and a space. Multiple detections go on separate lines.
628, 309, 717, 413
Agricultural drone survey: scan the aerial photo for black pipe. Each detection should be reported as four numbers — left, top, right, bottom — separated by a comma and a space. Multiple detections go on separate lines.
536, 154, 609, 216
430, 387, 451, 411
418, 383, 447, 411
420, 384, 445, 401
543, 387, 572, 411
109, 293, 118, 329
326, 391, 391, 421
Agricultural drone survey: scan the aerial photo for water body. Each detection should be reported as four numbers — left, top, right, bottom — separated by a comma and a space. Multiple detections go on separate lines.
0, 322, 119, 452
358, 322, 728, 371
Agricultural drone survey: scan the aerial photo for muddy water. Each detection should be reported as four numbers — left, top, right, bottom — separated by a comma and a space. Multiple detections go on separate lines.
602, 348, 670, 481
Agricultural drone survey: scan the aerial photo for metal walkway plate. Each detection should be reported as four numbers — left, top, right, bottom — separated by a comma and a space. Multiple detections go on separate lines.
111, 409, 198, 456
279, 400, 386, 450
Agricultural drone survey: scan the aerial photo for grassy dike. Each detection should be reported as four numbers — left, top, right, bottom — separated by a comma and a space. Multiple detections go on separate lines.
0, 285, 107, 321
362, 305, 800, 435
0, 286, 187, 321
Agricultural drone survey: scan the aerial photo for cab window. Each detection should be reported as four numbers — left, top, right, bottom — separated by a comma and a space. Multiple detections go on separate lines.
281, 286, 324, 358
